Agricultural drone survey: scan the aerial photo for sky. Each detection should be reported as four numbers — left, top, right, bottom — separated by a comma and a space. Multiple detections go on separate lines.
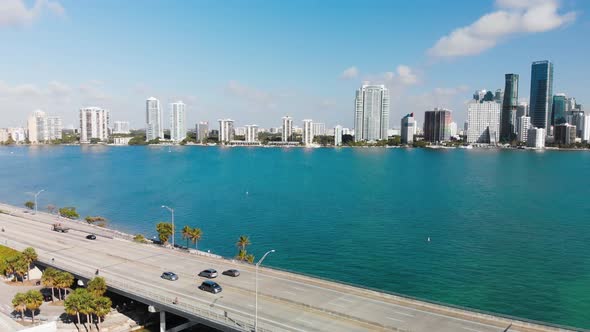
0, 0, 588, 130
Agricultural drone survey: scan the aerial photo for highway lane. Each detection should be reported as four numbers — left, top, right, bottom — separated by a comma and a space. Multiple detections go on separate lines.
0, 207, 576, 332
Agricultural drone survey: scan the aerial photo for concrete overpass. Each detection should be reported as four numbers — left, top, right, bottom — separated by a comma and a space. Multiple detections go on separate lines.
0, 203, 580, 332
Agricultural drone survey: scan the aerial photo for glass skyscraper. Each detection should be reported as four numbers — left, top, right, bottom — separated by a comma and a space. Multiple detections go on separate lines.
552, 94, 567, 125
529, 61, 554, 133
500, 74, 519, 142
354, 85, 390, 142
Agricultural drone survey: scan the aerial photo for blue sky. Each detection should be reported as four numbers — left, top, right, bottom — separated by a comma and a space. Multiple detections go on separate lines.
0, 0, 588, 129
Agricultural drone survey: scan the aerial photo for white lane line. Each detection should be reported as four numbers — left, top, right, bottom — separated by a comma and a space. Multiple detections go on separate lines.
247, 304, 254, 308
329, 302, 346, 308
334, 297, 354, 303
283, 291, 297, 296
290, 286, 305, 291
391, 310, 414, 317
386, 316, 404, 322
461, 327, 484, 332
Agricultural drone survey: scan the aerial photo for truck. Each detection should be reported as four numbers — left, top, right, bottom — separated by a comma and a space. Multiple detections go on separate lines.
52, 223, 70, 233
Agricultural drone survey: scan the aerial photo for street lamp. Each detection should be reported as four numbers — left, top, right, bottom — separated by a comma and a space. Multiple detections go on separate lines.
161, 205, 175, 247
255, 249, 275, 332
34, 189, 44, 215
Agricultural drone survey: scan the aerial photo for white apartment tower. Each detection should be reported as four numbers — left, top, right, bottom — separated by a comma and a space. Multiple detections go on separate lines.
527, 128, 545, 148
282, 116, 293, 142
517, 116, 531, 143
218, 119, 234, 143
303, 119, 314, 146
312, 122, 326, 136
113, 121, 130, 134
245, 125, 259, 143
170, 101, 186, 142
27, 110, 47, 143
354, 84, 390, 142
79, 107, 110, 143
334, 125, 343, 146
467, 101, 501, 144
146, 97, 163, 141
583, 115, 590, 142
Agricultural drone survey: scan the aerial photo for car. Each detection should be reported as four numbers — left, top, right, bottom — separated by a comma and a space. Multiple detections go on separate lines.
222, 269, 240, 277
86, 234, 96, 240
160, 272, 178, 281
198, 269, 218, 278
199, 280, 222, 294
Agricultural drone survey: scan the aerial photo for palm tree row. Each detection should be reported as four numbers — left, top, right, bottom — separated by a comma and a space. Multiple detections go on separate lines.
236, 235, 255, 263
64, 277, 111, 331
41, 268, 75, 301
12, 290, 43, 323
181, 225, 203, 250
2, 247, 38, 283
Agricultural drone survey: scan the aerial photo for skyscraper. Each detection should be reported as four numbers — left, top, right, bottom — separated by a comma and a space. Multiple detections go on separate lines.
529, 61, 554, 133
467, 101, 501, 144
400, 113, 416, 144
583, 115, 590, 142
218, 119, 234, 143
554, 123, 576, 145
196, 121, 209, 143
113, 121, 131, 134
170, 101, 186, 142
79, 107, 110, 143
27, 110, 47, 143
245, 125, 259, 143
303, 119, 313, 146
552, 94, 567, 125
334, 125, 342, 146
46, 116, 62, 141
146, 97, 163, 141
527, 128, 545, 148
354, 84, 390, 142
500, 73, 519, 142
282, 116, 293, 142
517, 116, 531, 143
423, 108, 452, 142
312, 122, 326, 136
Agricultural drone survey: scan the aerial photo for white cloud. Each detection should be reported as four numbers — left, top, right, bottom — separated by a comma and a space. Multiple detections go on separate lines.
428, 0, 576, 58
0, 0, 64, 27
364, 65, 419, 86
340, 66, 359, 80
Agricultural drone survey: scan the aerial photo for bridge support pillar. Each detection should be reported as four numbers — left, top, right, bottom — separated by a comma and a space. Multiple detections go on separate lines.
159, 311, 166, 332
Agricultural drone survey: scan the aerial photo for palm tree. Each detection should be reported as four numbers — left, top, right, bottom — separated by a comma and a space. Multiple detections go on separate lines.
93, 296, 112, 331
12, 292, 27, 321
21, 247, 38, 281
87, 277, 107, 297
236, 249, 247, 261
246, 254, 255, 264
236, 235, 251, 252
4, 255, 19, 281
64, 289, 85, 327
189, 228, 203, 250
79, 296, 95, 330
13, 256, 29, 284
181, 225, 192, 248
25, 290, 43, 324
156, 222, 173, 244
55, 271, 74, 300
41, 268, 59, 302
24, 201, 35, 210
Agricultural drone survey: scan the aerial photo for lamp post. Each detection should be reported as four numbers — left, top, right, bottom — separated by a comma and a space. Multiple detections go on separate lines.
161, 205, 175, 247
255, 249, 275, 331
34, 189, 44, 215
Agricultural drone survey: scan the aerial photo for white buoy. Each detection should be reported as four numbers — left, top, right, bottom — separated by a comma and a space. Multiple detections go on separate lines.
427, 237, 431, 242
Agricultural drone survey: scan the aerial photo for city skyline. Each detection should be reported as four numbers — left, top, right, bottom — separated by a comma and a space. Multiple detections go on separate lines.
0, 0, 588, 129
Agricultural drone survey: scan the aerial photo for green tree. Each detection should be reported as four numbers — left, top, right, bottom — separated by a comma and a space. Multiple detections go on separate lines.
21, 247, 37, 281
85, 216, 107, 227
25, 290, 43, 324
156, 222, 173, 244
133, 234, 147, 243
8, 255, 29, 283
181, 225, 192, 248
87, 276, 107, 297
55, 271, 74, 300
79, 293, 95, 329
128, 136, 147, 145
64, 288, 88, 326
41, 267, 59, 302
6, 134, 15, 145
189, 228, 203, 250
236, 235, 251, 252
246, 254, 255, 264
93, 296, 112, 330
236, 249, 247, 261
59, 207, 79, 219
24, 201, 35, 210
12, 292, 27, 321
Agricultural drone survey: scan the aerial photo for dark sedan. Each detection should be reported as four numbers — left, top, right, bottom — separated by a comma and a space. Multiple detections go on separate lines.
222, 269, 240, 277
161, 272, 179, 281
86, 234, 96, 240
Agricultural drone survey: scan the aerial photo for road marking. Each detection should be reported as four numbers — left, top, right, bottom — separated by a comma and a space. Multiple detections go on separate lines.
247, 304, 254, 308
334, 297, 354, 303
391, 310, 414, 317
283, 291, 297, 296
329, 302, 346, 308
386, 316, 404, 322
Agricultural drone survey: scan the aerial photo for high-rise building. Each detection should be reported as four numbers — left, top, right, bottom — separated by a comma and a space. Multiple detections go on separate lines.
516, 102, 528, 118
527, 128, 545, 148
8, 128, 25, 143
46, 116, 62, 141
312, 122, 326, 136
79, 107, 110, 143
500, 74, 519, 142
282, 116, 293, 142
27, 110, 47, 143
0, 129, 9, 143
583, 115, 590, 142
400, 113, 416, 144
449, 122, 458, 137
567, 111, 585, 138
354, 84, 390, 141
218, 119, 234, 143
303, 119, 313, 146
146, 97, 163, 141
529, 60, 554, 132
113, 121, 130, 134
517, 116, 531, 143
170, 101, 186, 142
245, 125, 259, 142
552, 94, 567, 126
467, 101, 501, 144
494, 89, 504, 105
334, 125, 342, 146
196, 121, 209, 143
554, 123, 576, 145
423, 108, 452, 142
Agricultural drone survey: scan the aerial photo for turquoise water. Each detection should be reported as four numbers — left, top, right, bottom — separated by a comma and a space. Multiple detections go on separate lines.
0, 146, 589, 329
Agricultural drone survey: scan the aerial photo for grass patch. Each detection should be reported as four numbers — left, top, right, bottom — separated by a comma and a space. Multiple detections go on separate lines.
0, 244, 19, 275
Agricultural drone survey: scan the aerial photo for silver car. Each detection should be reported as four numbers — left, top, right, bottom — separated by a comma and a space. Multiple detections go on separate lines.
161, 272, 178, 281
198, 269, 218, 278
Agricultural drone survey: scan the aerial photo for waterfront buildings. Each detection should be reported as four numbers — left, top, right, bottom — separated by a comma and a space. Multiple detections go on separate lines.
245, 125, 259, 143
423, 108, 451, 143
26, 110, 62, 143
516, 102, 528, 118
113, 121, 131, 134
170, 101, 186, 142
467, 101, 501, 144
303, 119, 313, 146
146, 97, 163, 141
282, 116, 293, 142
554, 123, 577, 145
196, 121, 209, 142
552, 94, 567, 126
567, 110, 585, 138
527, 128, 545, 148
0, 129, 8, 143
234, 127, 246, 136
8, 128, 25, 143
500, 74, 519, 142
529, 61, 554, 133
354, 84, 390, 142
449, 122, 458, 137
334, 125, 342, 146
218, 119, 234, 144
401, 113, 416, 144
79, 107, 110, 143
583, 115, 590, 142
517, 116, 531, 143
113, 137, 132, 145
312, 122, 326, 136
